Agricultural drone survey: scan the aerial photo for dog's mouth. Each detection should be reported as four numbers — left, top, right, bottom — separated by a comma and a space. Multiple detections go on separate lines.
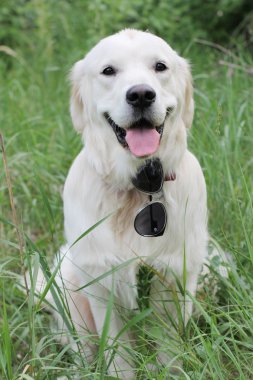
104, 112, 169, 157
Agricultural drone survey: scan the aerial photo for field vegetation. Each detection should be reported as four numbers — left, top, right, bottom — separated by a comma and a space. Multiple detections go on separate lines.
0, 1, 253, 379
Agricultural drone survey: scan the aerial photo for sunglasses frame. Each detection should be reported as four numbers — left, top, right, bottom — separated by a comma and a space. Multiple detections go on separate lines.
134, 199, 167, 237
132, 159, 167, 237
132, 159, 164, 195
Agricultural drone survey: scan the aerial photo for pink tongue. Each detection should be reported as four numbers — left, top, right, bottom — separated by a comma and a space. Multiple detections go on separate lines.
125, 128, 160, 157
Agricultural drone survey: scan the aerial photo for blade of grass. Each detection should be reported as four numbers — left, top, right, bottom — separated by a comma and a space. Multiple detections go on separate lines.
76, 257, 139, 292
0, 133, 28, 294
0, 289, 13, 380
96, 278, 114, 379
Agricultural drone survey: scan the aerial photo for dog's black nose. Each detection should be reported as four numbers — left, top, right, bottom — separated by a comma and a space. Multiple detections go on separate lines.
126, 84, 156, 108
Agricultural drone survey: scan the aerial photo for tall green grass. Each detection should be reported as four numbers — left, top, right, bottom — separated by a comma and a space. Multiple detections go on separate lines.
1, 10, 253, 380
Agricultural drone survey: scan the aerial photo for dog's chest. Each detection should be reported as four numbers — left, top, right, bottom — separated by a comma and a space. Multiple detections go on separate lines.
64, 152, 205, 282
79, 186, 189, 269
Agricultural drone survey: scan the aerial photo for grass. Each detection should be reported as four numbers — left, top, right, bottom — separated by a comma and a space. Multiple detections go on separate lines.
1, 8, 253, 380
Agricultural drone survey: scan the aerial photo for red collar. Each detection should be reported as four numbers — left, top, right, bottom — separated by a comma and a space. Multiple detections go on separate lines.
165, 172, 176, 181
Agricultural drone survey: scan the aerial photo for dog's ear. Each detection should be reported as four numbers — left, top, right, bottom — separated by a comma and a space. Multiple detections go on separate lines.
182, 64, 194, 129
70, 60, 85, 133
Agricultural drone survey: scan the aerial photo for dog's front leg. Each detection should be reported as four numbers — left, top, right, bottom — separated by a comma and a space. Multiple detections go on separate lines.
86, 282, 135, 379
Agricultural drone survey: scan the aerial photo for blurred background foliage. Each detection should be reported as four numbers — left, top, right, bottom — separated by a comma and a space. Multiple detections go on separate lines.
1, 0, 253, 65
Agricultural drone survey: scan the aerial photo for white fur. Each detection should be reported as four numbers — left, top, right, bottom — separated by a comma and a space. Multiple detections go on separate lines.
49, 30, 208, 378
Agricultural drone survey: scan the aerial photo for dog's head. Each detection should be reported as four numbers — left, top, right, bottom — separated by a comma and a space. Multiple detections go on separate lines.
70, 29, 193, 188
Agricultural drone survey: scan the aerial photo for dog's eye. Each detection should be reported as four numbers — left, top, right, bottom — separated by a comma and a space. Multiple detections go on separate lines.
155, 62, 168, 72
102, 66, 116, 76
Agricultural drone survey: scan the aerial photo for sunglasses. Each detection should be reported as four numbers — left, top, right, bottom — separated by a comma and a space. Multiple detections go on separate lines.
132, 159, 167, 237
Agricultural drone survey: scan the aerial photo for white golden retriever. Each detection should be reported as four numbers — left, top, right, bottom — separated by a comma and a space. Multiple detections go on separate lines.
45, 29, 208, 378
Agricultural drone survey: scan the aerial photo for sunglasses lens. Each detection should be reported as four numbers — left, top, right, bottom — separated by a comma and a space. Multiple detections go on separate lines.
134, 202, 166, 237
132, 159, 163, 193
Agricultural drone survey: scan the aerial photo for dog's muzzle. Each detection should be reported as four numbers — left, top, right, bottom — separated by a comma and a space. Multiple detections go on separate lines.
104, 84, 175, 157
104, 107, 173, 158
104, 113, 164, 156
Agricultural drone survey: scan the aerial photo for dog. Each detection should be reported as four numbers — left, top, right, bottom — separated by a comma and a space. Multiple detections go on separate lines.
39, 29, 208, 379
